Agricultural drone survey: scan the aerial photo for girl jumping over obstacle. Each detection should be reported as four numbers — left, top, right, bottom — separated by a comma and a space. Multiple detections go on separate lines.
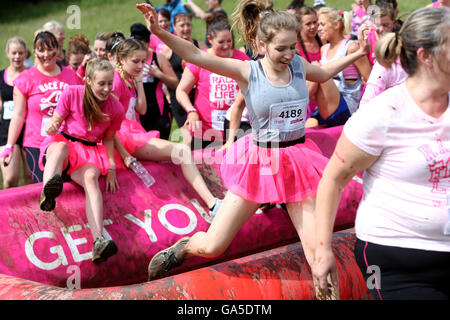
136, 0, 370, 284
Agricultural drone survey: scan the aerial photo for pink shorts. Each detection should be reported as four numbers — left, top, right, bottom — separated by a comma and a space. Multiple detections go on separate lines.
39, 133, 111, 176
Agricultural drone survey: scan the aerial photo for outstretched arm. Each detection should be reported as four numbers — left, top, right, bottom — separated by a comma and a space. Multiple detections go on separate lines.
136, 3, 249, 90
303, 25, 371, 83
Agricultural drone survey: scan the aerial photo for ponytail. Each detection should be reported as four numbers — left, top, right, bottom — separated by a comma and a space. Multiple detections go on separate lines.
376, 7, 450, 75
375, 32, 401, 69
232, 0, 295, 55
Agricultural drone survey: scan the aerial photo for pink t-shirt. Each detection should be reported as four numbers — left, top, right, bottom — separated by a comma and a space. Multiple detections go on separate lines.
185, 49, 251, 141
56, 85, 124, 142
13, 66, 82, 148
360, 59, 408, 106
149, 34, 166, 54
112, 70, 137, 121
344, 83, 450, 252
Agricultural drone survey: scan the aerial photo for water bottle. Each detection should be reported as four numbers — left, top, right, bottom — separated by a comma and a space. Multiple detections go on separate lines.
142, 63, 154, 83
130, 159, 156, 187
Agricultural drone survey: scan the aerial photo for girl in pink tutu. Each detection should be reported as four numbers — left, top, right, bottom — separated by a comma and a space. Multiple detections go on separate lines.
137, 0, 370, 281
111, 38, 222, 217
39, 59, 124, 263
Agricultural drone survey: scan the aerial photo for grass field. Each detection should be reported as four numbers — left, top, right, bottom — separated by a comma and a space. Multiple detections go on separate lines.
0, 0, 431, 68
0, 0, 431, 189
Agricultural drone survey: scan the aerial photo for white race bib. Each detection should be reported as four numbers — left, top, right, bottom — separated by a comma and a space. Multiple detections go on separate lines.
268, 99, 308, 132
211, 109, 227, 130
2, 100, 14, 120
41, 116, 51, 137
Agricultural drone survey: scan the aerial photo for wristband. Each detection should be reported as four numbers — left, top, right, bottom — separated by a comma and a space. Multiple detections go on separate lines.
187, 108, 197, 114
1, 144, 13, 159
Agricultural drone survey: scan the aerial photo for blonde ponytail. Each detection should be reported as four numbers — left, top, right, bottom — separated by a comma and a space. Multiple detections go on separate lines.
375, 32, 402, 69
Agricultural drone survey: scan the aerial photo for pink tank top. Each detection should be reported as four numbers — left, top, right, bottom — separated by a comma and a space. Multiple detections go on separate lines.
297, 39, 322, 63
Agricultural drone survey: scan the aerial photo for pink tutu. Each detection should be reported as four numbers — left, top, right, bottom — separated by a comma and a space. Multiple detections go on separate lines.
39, 133, 111, 176
220, 133, 329, 204
116, 119, 160, 155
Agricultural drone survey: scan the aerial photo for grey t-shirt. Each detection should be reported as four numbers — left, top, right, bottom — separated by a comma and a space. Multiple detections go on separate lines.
243, 55, 309, 143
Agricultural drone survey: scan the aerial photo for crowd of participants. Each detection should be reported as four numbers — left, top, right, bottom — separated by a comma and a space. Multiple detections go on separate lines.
0, 0, 449, 299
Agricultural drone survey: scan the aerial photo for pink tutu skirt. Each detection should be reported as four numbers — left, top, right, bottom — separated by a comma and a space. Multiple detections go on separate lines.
220, 133, 329, 204
39, 133, 111, 176
116, 119, 160, 155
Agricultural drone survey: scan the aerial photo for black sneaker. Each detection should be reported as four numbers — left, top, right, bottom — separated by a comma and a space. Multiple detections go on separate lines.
148, 237, 190, 280
39, 174, 63, 211
92, 237, 118, 263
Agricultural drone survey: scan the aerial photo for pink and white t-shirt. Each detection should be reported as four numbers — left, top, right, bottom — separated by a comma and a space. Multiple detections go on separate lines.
360, 59, 408, 106
56, 85, 124, 142
185, 48, 251, 141
344, 82, 450, 252
112, 70, 137, 120
13, 66, 82, 148
149, 34, 167, 54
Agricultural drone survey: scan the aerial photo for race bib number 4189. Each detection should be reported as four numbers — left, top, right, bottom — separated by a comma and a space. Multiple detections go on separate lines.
268, 99, 308, 132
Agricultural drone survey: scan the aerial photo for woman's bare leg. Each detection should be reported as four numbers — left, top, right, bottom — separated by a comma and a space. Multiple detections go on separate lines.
315, 79, 341, 120
70, 165, 104, 239
285, 196, 316, 267
43, 142, 69, 184
0, 144, 21, 188
186, 191, 260, 258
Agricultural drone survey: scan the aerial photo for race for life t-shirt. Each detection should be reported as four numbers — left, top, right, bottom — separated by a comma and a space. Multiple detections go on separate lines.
344, 82, 450, 252
185, 48, 251, 141
13, 65, 82, 148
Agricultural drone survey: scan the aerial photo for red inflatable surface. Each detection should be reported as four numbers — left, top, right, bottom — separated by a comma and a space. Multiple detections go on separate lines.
0, 126, 362, 291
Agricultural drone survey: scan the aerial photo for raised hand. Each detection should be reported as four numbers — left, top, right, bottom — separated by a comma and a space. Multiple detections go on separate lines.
136, 3, 160, 35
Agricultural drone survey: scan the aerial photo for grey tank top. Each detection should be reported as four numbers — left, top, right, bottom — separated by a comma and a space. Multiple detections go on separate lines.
243, 55, 309, 143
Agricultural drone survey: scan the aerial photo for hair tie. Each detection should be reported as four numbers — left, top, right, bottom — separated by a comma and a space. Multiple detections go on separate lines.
264, 10, 271, 15
338, 10, 344, 17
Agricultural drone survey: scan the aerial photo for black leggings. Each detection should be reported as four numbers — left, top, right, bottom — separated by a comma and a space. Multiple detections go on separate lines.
354, 238, 450, 300
24, 147, 43, 183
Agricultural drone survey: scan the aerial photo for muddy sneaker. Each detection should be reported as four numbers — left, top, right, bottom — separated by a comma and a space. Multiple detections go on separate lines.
92, 237, 118, 263
148, 237, 190, 280
39, 174, 63, 211
208, 198, 222, 219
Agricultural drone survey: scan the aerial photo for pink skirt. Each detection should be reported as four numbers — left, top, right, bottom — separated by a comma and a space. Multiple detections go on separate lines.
116, 119, 160, 155
39, 133, 110, 176
220, 133, 329, 204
